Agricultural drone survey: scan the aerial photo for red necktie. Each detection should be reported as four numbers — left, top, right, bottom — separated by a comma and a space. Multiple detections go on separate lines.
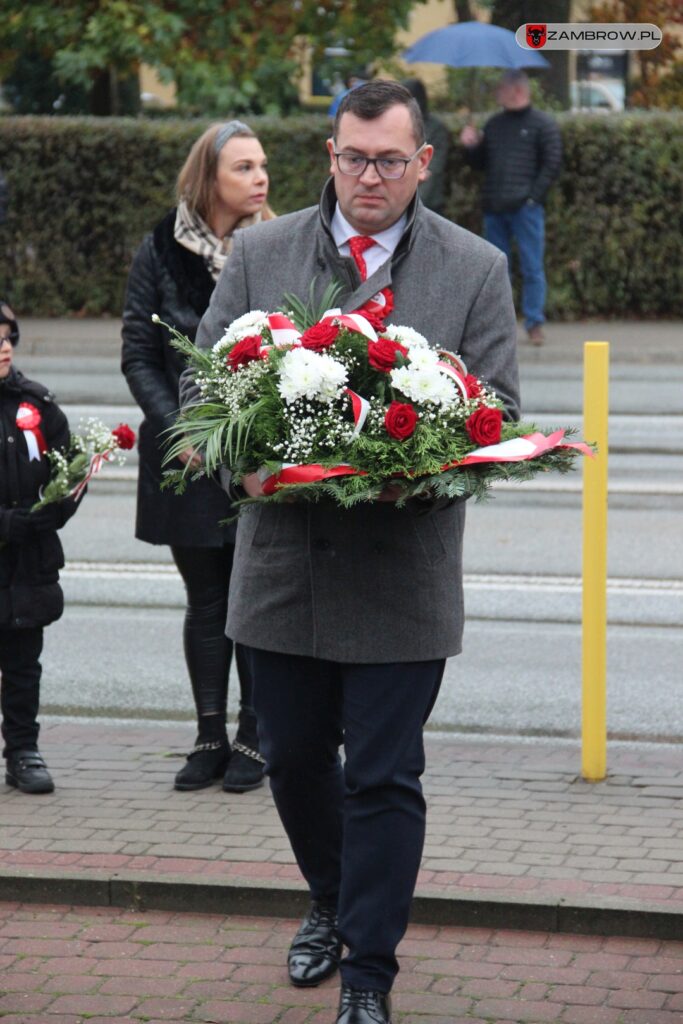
348, 235, 376, 282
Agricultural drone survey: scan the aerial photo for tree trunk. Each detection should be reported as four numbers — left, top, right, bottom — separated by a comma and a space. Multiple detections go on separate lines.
490, 0, 571, 108
89, 67, 141, 116
454, 1, 476, 21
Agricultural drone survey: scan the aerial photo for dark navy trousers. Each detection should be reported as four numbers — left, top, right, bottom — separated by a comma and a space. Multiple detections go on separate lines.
247, 647, 445, 993
0, 626, 43, 757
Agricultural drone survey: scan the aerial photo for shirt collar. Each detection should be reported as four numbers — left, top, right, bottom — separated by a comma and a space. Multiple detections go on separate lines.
331, 203, 407, 258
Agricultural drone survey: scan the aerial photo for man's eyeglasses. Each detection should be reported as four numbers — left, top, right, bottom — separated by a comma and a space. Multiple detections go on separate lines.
333, 144, 426, 180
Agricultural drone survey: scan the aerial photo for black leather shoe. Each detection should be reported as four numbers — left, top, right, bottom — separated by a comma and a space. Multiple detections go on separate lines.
336, 984, 392, 1024
5, 749, 54, 794
174, 742, 230, 791
288, 900, 341, 987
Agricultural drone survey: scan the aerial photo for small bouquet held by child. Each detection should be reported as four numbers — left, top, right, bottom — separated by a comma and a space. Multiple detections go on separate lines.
32, 419, 136, 511
164, 292, 591, 508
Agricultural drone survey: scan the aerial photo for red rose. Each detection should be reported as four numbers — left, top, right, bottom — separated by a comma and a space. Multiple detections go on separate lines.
384, 401, 419, 440
228, 335, 262, 370
465, 406, 503, 446
464, 374, 482, 399
301, 322, 339, 351
112, 424, 136, 449
368, 337, 408, 373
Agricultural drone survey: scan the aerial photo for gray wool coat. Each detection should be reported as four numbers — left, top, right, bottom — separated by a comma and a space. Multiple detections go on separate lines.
190, 180, 520, 663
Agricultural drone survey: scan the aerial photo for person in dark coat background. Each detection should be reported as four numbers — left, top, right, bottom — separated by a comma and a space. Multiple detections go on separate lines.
0, 302, 80, 794
0, 170, 8, 226
460, 69, 562, 346
121, 121, 274, 794
402, 78, 450, 216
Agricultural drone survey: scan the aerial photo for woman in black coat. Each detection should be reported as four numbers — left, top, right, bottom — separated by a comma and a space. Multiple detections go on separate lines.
0, 303, 79, 794
121, 122, 273, 793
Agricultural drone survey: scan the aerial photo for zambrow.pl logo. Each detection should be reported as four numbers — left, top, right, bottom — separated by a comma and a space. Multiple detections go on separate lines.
516, 23, 662, 51
526, 24, 547, 49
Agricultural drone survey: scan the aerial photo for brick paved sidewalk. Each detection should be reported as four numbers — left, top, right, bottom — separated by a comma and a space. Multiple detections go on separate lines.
2, 901, 683, 1023
1, 723, 683, 928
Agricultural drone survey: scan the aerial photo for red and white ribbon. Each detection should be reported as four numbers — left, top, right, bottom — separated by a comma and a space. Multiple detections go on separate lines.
450, 430, 594, 467
344, 388, 370, 437
321, 309, 378, 342
436, 349, 468, 376
16, 403, 47, 461
267, 313, 301, 347
69, 450, 113, 501
260, 462, 364, 496
257, 430, 592, 495
436, 361, 469, 402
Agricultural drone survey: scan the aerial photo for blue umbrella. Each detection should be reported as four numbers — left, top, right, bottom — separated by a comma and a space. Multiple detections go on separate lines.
403, 21, 549, 70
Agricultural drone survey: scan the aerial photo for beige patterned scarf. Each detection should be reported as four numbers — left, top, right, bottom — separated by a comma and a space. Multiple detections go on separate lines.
174, 200, 262, 281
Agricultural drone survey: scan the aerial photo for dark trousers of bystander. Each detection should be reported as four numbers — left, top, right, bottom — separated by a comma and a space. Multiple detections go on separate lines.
247, 647, 445, 994
0, 625, 43, 756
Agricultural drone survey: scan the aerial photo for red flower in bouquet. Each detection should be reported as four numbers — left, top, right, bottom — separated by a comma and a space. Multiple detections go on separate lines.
385, 401, 419, 440
466, 406, 503, 446
368, 338, 408, 373
112, 424, 136, 450
228, 335, 262, 370
464, 374, 482, 399
301, 322, 340, 351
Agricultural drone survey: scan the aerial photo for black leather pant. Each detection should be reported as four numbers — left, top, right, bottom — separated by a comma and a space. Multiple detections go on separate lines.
171, 545, 252, 732
0, 625, 43, 756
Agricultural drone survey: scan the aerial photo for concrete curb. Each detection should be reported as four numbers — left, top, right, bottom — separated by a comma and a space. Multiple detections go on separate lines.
2, 867, 682, 940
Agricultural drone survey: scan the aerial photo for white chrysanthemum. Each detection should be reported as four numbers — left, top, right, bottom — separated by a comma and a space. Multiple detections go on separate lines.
316, 353, 348, 401
406, 346, 440, 370
213, 310, 269, 351
390, 365, 459, 407
383, 324, 429, 349
278, 348, 346, 404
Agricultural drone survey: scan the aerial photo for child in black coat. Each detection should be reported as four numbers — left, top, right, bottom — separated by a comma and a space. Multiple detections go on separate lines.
0, 303, 79, 793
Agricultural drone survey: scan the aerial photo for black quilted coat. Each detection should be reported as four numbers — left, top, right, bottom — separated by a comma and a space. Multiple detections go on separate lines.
121, 209, 235, 546
0, 369, 76, 628
464, 106, 562, 214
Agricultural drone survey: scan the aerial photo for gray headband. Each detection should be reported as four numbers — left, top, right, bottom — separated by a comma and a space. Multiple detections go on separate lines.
214, 120, 253, 154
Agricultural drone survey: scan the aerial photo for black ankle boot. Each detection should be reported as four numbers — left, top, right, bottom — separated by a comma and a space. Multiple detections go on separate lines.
223, 707, 265, 793
174, 740, 231, 791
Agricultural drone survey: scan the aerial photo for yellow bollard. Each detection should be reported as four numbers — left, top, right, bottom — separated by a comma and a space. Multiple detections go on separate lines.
582, 342, 609, 781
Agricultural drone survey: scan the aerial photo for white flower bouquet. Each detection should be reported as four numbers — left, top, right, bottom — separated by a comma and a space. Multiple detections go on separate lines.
163, 299, 591, 507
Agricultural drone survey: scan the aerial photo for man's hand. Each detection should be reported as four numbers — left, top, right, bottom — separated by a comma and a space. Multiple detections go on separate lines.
177, 446, 203, 471
460, 124, 481, 147
30, 505, 62, 533
377, 483, 404, 503
241, 472, 265, 498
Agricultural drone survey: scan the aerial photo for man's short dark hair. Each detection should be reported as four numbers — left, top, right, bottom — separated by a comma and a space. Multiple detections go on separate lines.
333, 80, 425, 148
499, 69, 530, 91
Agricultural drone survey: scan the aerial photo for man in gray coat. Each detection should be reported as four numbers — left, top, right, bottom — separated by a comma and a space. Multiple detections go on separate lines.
190, 81, 519, 1024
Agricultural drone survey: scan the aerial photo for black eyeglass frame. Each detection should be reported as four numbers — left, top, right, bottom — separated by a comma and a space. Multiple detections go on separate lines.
333, 143, 427, 180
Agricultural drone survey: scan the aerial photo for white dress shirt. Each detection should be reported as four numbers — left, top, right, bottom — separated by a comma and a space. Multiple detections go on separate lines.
330, 204, 407, 280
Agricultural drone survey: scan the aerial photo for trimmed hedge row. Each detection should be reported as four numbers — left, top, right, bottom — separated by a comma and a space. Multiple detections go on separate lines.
0, 112, 681, 318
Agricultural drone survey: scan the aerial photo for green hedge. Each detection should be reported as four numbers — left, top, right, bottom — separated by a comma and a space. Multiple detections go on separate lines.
0, 112, 681, 318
